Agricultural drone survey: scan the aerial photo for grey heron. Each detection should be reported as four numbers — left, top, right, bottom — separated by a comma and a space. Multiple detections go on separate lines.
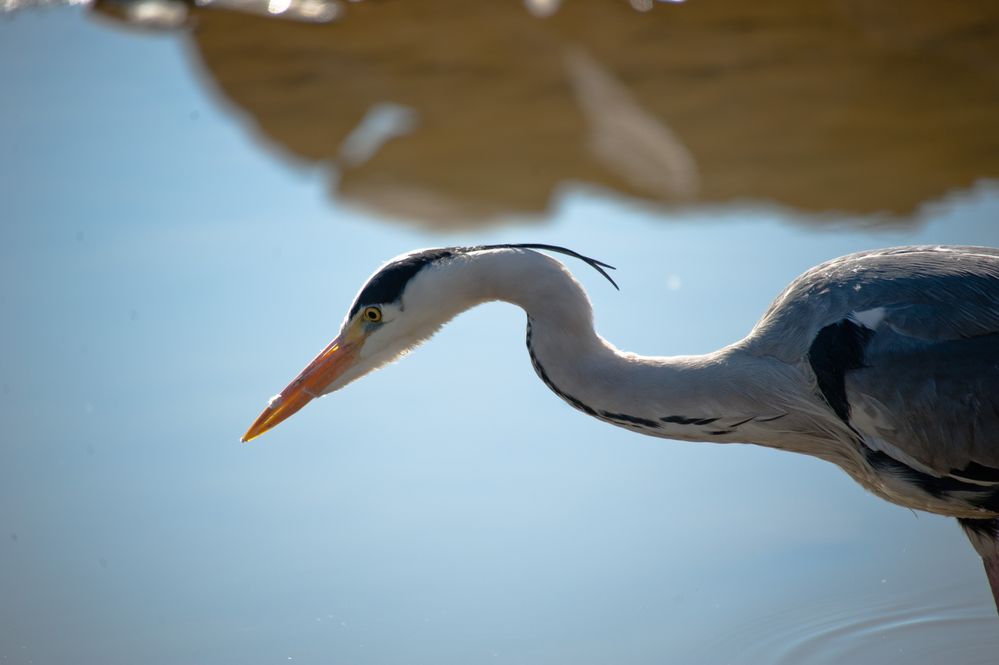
242, 244, 999, 610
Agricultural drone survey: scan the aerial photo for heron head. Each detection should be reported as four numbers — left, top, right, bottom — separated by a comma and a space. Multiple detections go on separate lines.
240, 248, 462, 442
240, 243, 615, 442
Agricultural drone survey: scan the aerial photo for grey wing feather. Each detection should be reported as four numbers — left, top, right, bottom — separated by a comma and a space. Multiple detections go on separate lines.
847, 329, 999, 476
748, 245, 999, 479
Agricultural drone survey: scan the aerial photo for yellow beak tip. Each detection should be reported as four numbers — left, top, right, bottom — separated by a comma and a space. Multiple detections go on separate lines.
240, 334, 357, 446
240, 425, 269, 442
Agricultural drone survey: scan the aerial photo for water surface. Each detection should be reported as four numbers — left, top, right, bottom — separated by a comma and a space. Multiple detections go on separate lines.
1, 7, 998, 665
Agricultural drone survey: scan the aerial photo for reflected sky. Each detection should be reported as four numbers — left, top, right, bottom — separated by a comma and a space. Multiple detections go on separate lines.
1, 8, 999, 665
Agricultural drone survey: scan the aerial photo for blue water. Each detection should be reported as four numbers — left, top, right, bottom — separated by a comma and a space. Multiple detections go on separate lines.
1, 10, 998, 665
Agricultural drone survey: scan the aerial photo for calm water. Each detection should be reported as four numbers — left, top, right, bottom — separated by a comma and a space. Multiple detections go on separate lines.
2, 7, 998, 665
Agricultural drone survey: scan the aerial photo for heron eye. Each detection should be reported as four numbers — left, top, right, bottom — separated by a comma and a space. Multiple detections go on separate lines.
362, 306, 383, 323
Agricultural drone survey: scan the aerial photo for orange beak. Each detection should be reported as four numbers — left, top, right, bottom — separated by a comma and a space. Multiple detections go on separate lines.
241, 334, 360, 442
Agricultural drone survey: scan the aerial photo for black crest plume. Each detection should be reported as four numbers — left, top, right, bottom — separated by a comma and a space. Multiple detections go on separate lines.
472, 243, 619, 290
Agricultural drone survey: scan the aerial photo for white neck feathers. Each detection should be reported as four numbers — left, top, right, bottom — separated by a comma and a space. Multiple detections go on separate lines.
405, 248, 802, 447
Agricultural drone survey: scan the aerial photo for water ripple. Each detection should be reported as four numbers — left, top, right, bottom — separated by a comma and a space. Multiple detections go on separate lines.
714, 585, 999, 665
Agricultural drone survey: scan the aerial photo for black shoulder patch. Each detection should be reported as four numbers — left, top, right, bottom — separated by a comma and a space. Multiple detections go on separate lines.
348, 248, 456, 318
808, 319, 874, 423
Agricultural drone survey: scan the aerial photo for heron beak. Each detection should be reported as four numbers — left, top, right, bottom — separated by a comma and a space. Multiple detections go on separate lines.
241, 334, 360, 442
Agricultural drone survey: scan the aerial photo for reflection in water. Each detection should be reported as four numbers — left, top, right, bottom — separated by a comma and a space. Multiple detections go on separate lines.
338, 103, 419, 169
103, 0, 188, 28
1, 0, 86, 10
567, 48, 698, 201
164, 0, 999, 227
195, 0, 339, 23
22, 0, 343, 27
524, 0, 561, 20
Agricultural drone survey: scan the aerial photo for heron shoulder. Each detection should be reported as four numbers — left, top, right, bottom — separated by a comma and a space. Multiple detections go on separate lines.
743, 245, 999, 362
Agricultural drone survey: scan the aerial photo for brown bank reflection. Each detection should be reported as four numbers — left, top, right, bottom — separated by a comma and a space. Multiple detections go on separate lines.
142, 0, 999, 227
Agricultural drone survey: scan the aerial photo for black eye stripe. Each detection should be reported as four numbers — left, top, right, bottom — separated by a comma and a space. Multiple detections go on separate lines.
349, 248, 457, 318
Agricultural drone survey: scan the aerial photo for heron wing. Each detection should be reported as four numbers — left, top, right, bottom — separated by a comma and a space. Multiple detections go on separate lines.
772, 247, 999, 481
733, 245, 999, 513
845, 328, 999, 479
793, 247, 999, 482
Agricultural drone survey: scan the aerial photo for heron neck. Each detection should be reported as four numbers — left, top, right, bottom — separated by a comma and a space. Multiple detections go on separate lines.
464, 250, 791, 446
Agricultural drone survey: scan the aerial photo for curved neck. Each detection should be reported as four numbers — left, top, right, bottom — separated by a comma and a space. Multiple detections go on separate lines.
451, 249, 796, 446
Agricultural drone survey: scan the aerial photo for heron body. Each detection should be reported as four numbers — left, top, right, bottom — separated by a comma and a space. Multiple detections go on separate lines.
243, 244, 999, 609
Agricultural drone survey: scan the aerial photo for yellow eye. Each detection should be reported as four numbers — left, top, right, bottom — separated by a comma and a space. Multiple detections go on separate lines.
362, 306, 383, 323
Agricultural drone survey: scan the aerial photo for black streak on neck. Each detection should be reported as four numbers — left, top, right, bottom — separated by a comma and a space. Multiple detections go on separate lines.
525, 319, 750, 434
525, 319, 600, 418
